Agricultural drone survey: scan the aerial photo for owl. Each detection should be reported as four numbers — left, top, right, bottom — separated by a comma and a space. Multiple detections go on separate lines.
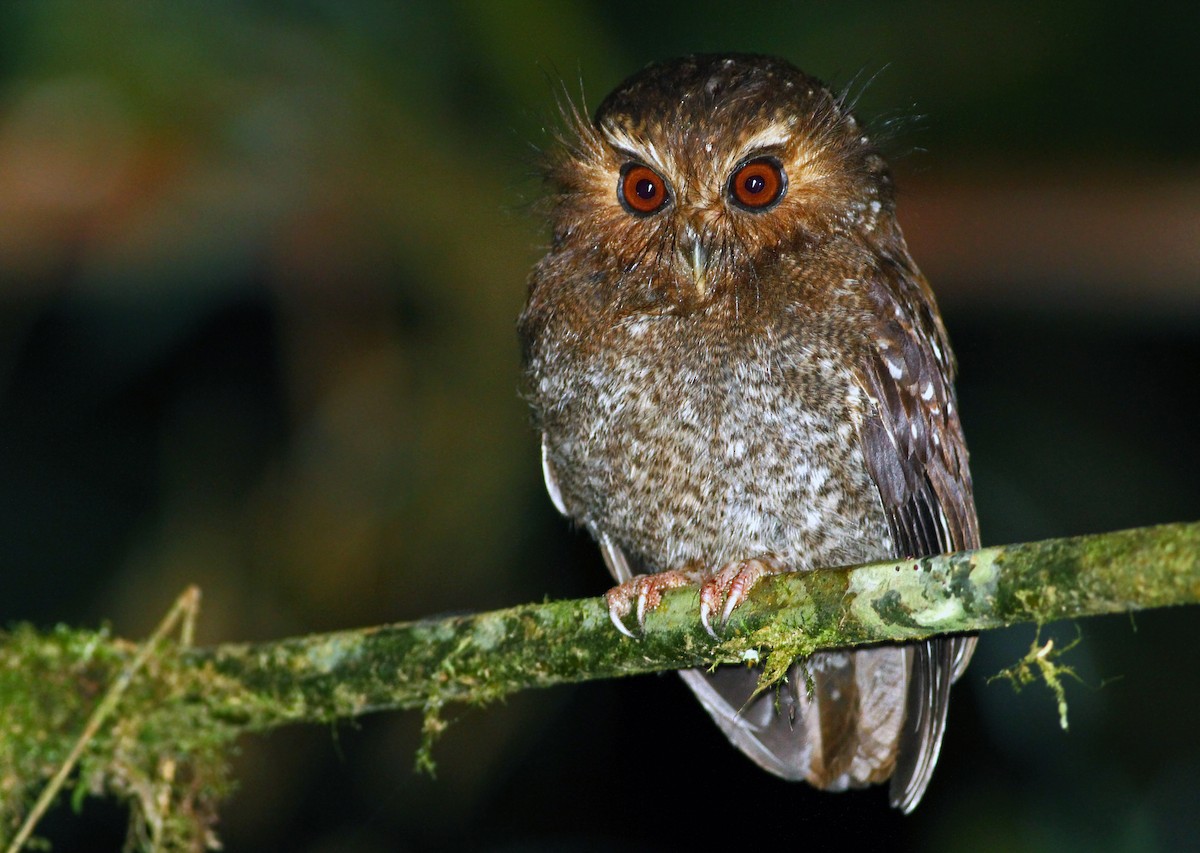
519, 54, 978, 811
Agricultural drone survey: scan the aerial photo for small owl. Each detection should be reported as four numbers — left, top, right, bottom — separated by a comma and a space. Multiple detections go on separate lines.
519, 54, 978, 810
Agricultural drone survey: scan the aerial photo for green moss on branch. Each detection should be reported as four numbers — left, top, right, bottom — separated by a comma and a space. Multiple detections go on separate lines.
1, 520, 1198, 850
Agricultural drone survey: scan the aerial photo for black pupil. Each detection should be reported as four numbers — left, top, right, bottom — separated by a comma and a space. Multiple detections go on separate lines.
744, 173, 766, 195
635, 177, 657, 199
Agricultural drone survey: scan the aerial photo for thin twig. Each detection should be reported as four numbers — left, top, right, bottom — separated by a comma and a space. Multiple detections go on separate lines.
6, 586, 201, 853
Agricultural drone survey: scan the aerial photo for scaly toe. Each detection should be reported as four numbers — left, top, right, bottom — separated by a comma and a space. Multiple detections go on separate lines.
720, 561, 763, 623
604, 567, 705, 638
701, 556, 788, 634
697, 563, 742, 636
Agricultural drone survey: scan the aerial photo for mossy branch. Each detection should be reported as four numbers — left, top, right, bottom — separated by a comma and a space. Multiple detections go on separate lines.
2, 520, 1199, 850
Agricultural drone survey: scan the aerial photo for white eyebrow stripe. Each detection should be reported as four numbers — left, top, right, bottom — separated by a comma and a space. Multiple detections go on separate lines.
719, 122, 806, 177
739, 124, 792, 153
600, 119, 808, 186
600, 124, 672, 174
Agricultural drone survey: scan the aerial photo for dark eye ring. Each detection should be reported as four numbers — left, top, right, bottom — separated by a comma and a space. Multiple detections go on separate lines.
619, 163, 670, 215
728, 157, 786, 211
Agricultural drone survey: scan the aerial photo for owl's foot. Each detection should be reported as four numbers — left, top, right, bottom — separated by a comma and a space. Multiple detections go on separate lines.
605, 567, 706, 638
699, 555, 788, 638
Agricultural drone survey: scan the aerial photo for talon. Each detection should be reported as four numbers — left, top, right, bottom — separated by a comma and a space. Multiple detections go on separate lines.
609, 605, 637, 638
635, 586, 649, 629
720, 586, 744, 626
699, 586, 722, 638
605, 589, 638, 638
699, 600, 715, 638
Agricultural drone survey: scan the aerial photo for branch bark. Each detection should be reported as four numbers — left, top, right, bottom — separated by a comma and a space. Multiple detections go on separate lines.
193, 519, 1200, 719
2, 520, 1198, 849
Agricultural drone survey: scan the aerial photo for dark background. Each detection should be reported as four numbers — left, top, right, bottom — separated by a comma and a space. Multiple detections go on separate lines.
1, 2, 1197, 851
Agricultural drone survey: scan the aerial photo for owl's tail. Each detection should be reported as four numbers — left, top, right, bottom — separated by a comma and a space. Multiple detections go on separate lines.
678, 636, 968, 811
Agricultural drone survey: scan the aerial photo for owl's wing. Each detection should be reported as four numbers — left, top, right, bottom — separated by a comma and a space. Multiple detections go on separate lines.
541, 434, 634, 583
859, 254, 980, 812
672, 258, 979, 808
539, 437, 569, 517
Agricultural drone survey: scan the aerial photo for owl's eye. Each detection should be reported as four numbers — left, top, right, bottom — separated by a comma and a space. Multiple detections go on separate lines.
728, 157, 786, 211
619, 164, 669, 216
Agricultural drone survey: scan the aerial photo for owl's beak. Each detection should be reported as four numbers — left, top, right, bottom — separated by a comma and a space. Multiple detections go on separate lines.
678, 225, 710, 301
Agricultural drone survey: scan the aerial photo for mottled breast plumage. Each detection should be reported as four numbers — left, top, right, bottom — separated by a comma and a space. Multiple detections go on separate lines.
527, 288, 893, 574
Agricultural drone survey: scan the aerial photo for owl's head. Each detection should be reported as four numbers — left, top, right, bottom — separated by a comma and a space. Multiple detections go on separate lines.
537, 54, 901, 317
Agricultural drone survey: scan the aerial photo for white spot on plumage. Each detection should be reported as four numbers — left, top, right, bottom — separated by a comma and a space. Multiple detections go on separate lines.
626, 317, 651, 337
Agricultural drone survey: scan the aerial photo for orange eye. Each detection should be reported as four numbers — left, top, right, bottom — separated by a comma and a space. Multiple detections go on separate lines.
729, 157, 786, 210
620, 164, 669, 215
